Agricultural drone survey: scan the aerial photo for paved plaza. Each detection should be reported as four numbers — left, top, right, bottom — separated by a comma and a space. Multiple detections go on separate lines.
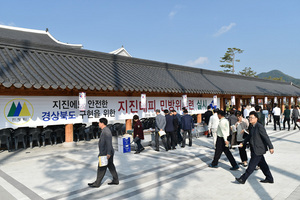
1, 123, 300, 200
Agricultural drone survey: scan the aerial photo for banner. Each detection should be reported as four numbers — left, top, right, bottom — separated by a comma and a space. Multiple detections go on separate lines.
231, 96, 236, 106
182, 95, 187, 107
213, 95, 217, 106
251, 96, 255, 105
283, 97, 287, 104
274, 97, 278, 104
141, 94, 146, 109
0, 96, 220, 129
79, 92, 86, 111
264, 97, 268, 104
291, 97, 294, 104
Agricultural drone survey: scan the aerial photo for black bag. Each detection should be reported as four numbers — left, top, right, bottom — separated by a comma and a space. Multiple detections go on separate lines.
133, 136, 140, 143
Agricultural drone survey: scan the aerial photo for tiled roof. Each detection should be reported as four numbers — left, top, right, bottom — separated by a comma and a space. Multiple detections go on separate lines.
1, 26, 300, 97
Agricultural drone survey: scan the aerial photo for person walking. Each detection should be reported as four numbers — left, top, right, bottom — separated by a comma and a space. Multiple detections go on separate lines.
88, 118, 119, 188
155, 109, 168, 151
292, 105, 300, 130
236, 111, 274, 184
209, 110, 239, 170
228, 109, 238, 147
203, 106, 213, 137
208, 109, 219, 148
272, 104, 281, 131
255, 105, 265, 127
282, 105, 291, 131
133, 115, 145, 154
235, 112, 249, 167
181, 109, 194, 148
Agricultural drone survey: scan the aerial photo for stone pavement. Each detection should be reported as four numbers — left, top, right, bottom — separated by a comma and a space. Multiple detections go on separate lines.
0, 123, 300, 200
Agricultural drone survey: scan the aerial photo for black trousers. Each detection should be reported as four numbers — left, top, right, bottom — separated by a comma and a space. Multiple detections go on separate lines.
177, 128, 183, 144
212, 136, 237, 167
135, 138, 143, 151
166, 131, 177, 149
238, 142, 248, 162
283, 118, 290, 130
182, 130, 192, 147
240, 151, 273, 182
273, 115, 281, 130
155, 132, 168, 151
95, 155, 119, 186
293, 118, 300, 129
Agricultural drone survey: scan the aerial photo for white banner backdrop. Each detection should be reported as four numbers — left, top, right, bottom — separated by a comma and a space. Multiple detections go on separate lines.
0, 96, 220, 128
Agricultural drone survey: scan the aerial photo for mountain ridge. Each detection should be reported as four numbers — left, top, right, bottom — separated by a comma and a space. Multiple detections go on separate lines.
257, 70, 300, 87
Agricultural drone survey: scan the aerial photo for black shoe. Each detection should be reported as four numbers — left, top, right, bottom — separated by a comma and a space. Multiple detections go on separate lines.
88, 182, 95, 186
140, 147, 145, 152
230, 165, 239, 170
134, 151, 140, 154
181, 146, 185, 148
236, 177, 245, 184
273, 129, 276, 131
260, 179, 274, 184
155, 149, 159, 151
108, 181, 119, 185
89, 183, 100, 188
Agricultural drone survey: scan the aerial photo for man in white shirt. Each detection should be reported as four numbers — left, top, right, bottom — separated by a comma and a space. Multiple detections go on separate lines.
243, 105, 250, 119
272, 104, 281, 131
209, 110, 239, 170
208, 109, 219, 148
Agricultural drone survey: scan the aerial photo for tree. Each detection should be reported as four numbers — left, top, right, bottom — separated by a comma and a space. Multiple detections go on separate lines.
239, 67, 257, 77
220, 48, 244, 73
264, 76, 285, 82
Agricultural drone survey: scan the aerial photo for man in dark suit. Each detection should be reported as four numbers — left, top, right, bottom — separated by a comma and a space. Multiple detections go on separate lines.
181, 109, 194, 147
236, 111, 274, 184
165, 109, 176, 150
88, 118, 119, 187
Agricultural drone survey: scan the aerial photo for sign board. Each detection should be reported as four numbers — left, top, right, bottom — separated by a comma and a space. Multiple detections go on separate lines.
274, 97, 278, 104
0, 96, 220, 129
251, 96, 255, 105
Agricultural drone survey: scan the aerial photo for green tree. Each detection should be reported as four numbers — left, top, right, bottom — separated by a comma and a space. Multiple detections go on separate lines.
220, 48, 244, 73
264, 76, 285, 81
239, 67, 257, 77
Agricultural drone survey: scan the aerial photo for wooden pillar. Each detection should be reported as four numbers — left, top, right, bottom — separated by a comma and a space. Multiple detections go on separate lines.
197, 114, 202, 123
65, 124, 73, 142
125, 119, 132, 133
220, 97, 224, 111
281, 98, 285, 114
288, 97, 292, 109
236, 97, 241, 111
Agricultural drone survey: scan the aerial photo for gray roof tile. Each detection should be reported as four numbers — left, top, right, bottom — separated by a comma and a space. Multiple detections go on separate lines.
1, 27, 300, 97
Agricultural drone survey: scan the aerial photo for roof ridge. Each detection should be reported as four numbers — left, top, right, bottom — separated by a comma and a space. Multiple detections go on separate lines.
0, 25, 82, 48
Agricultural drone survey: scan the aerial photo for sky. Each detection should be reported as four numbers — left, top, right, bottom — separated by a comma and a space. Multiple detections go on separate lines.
1, 0, 300, 78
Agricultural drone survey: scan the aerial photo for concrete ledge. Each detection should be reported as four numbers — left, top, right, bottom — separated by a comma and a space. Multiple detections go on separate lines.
62, 142, 77, 148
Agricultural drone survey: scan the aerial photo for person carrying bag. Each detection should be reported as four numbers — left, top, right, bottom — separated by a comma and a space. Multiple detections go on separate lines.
133, 115, 145, 154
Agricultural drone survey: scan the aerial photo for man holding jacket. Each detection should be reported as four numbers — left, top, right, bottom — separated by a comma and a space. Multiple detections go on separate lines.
88, 118, 119, 188
236, 111, 274, 184
155, 109, 168, 151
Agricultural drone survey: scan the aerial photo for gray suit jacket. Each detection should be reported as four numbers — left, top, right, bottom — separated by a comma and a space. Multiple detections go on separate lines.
155, 114, 166, 132
98, 127, 114, 157
243, 122, 273, 156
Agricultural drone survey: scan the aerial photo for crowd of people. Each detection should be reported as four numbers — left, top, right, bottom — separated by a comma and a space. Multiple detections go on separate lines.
89, 103, 300, 188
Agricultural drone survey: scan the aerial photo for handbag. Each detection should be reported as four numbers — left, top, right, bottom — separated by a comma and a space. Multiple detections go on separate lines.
133, 136, 140, 143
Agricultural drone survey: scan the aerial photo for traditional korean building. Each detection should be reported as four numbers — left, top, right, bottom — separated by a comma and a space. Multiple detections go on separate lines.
1, 25, 300, 144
